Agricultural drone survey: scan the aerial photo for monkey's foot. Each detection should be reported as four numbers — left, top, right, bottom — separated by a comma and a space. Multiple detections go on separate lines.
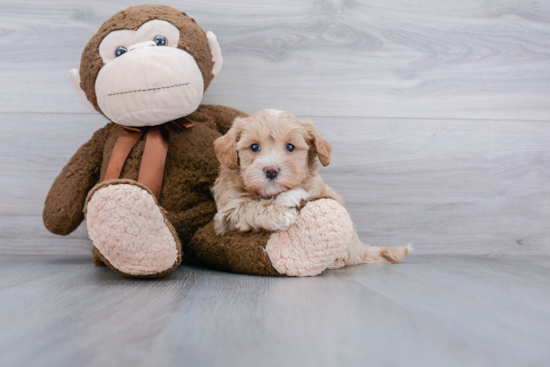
85, 180, 182, 277
265, 198, 354, 277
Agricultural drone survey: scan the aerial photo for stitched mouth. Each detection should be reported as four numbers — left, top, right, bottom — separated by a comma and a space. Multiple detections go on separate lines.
108, 83, 190, 97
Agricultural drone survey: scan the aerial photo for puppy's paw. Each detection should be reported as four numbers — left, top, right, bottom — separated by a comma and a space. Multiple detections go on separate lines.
263, 206, 298, 232
275, 188, 311, 208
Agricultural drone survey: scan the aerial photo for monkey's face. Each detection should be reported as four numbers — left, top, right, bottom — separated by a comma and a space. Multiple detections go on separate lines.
71, 6, 223, 127
95, 20, 205, 126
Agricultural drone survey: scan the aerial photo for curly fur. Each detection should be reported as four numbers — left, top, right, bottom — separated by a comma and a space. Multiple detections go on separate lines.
212, 109, 409, 267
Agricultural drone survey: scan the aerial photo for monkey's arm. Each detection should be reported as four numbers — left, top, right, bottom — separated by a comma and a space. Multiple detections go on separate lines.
188, 196, 345, 277
189, 221, 283, 276
43, 126, 108, 235
199, 104, 248, 134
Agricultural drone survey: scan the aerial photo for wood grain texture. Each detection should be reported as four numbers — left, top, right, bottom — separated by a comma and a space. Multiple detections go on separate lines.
1, 113, 549, 255
0, 0, 549, 254
2, 2, 550, 366
0, 0, 550, 119
0, 114, 105, 255
316, 117, 550, 254
1, 255, 549, 367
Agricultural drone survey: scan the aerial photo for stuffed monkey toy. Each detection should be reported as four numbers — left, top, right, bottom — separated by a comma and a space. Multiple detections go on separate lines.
44, 5, 355, 277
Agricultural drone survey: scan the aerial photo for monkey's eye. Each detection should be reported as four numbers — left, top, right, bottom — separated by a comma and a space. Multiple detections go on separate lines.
250, 144, 260, 152
115, 46, 127, 57
286, 144, 295, 152
154, 35, 167, 46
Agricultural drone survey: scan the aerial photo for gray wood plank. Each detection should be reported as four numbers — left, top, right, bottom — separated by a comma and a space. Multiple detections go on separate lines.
2, 113, 549, 255
0, 255, 88, 291
316, 117, 550, 254
0, 255, 549, 367
1, 0, 550, 119
0, 113, 106, 255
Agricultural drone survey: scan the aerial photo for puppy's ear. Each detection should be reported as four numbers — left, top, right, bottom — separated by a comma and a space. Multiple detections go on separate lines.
214, 119, 241, 169
303, 120, 332, 166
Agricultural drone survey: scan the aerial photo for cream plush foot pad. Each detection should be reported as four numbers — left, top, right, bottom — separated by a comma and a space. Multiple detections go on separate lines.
265, 199, 354, 277
86, 183, 180, 276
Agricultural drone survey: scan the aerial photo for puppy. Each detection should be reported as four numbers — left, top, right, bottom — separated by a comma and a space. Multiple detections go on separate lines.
212, 109, 409, 268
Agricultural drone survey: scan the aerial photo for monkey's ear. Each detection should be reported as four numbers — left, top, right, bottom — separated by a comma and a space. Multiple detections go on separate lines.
214, 121, 241, 170
206, 31, 223, 76
70, 69, 98, 112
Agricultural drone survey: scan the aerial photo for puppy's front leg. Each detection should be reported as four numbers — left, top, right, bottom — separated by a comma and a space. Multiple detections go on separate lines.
245, 188, 311, 231
214, 197, 299, 234
274, 188, 311, 208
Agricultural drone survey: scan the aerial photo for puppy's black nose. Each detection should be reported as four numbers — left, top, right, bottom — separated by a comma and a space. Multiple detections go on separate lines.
264, 166, 279, 179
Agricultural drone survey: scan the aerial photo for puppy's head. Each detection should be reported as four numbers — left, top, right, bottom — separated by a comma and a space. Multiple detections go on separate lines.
214, 109, 331, 197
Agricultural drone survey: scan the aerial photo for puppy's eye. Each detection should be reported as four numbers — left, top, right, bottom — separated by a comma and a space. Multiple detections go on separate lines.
154, 35, 167, 46
286, 144, 295, 152
115, 46, 127, 57
250, 144, 260, 152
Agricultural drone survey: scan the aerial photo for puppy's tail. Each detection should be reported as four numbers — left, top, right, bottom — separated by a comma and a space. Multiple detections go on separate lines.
361, 244, 411, 264
340, 230, 411, 267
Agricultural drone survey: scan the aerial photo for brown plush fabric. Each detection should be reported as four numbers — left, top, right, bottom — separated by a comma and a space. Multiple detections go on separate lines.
43, 128, 106, 235
92, 247, 106, 266
80, 5, 216, 113
44, 5, 312, 277
187, 196, 334, 276
43, 104, 247, 256
189, 222, 283, 276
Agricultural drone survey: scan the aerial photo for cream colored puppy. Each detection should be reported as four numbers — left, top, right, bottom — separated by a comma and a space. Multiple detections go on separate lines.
212, 109, 409, 267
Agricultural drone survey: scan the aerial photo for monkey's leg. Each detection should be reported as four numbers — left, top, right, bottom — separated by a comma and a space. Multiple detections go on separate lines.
85, 179, 182, 278
92, 246, 106, 266
189, 198, 353, 277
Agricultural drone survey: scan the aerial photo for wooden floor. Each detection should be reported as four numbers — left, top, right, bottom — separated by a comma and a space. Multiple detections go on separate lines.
1, 0, 550, 366
1, 254, 549, 367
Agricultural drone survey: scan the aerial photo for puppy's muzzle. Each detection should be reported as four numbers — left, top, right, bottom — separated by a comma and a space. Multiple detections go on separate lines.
264, 166, 279, 180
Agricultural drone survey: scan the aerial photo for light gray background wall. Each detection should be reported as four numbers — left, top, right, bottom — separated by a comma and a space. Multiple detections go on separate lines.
1, 0, 550, 255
